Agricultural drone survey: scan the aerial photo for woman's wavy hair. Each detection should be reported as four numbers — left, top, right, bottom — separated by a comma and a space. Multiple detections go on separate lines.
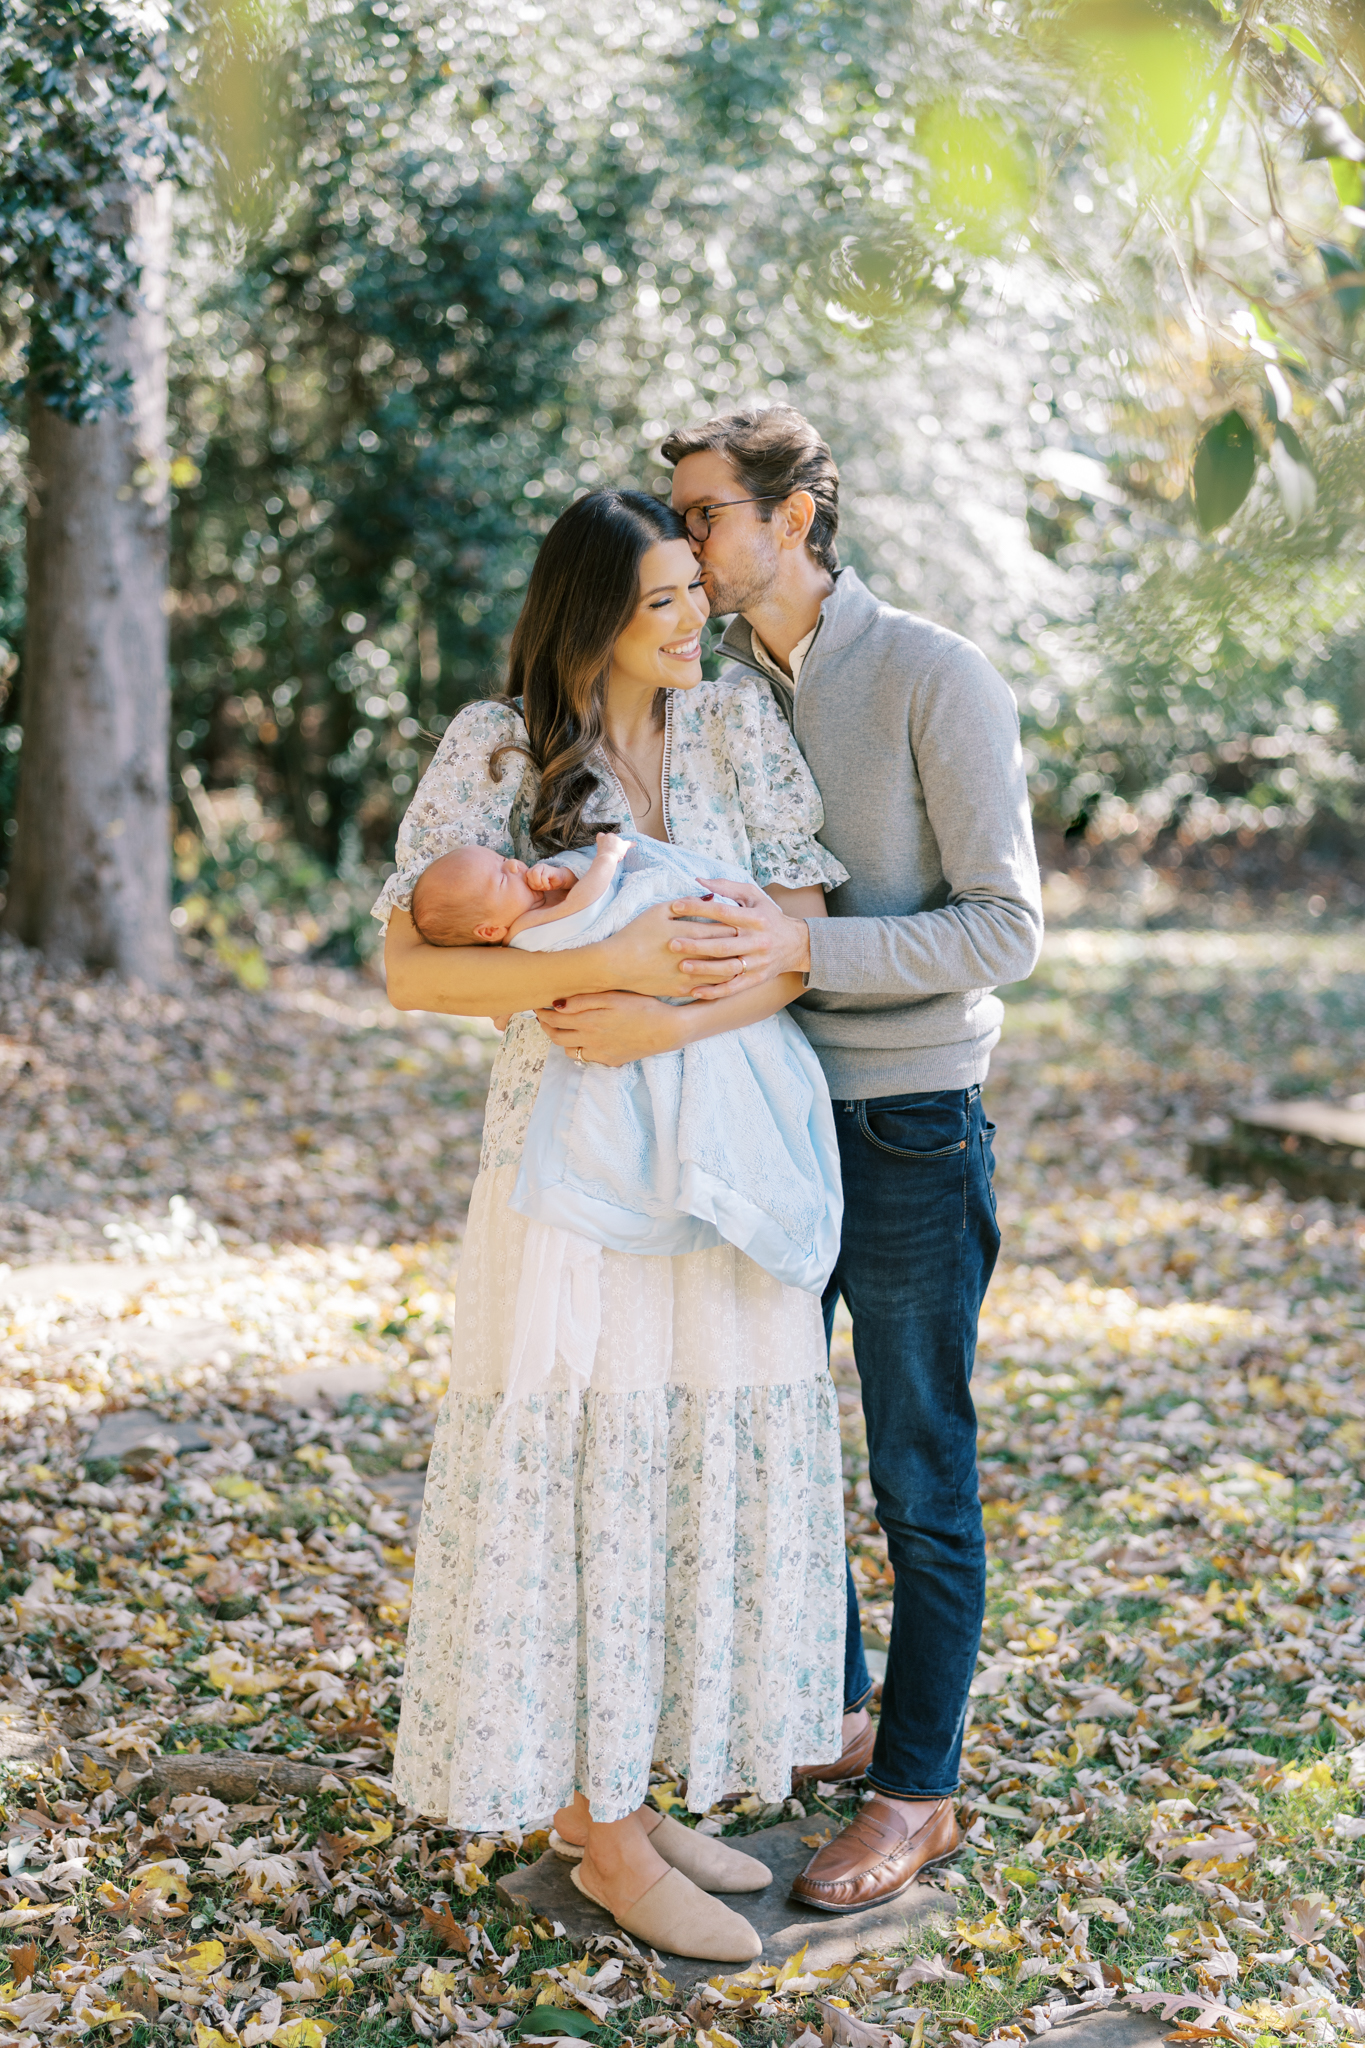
490, 489, 691, 853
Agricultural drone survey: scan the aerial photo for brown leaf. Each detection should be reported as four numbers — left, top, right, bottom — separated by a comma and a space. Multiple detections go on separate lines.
7, 1940, 38, 1986
419, 1900, 470, 1953
1283, 1897, 1335, 1947
317, 1831, 353, 1871
122, 1972, 160, 2021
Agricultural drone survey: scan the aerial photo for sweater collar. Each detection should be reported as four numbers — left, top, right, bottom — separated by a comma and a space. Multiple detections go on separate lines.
716, 565, 881, 684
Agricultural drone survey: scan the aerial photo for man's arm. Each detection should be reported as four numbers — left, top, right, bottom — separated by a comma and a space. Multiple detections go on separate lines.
663, 646, 1043, 1003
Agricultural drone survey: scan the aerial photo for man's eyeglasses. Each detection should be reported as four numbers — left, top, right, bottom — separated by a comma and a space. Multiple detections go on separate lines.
682, 493, 785, 542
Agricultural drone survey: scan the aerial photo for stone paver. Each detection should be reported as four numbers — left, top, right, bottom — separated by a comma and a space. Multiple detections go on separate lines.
497, 1816, 952, 1996
0, 1258, 241, 1302
269, 1362, 391, 1406
85, 1408, 213, 1461
366, 1464, 428, 1519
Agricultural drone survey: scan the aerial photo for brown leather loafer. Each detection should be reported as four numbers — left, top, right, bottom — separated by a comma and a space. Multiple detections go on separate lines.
791, 1710, 877, 1790
789, 1794, 961, 1914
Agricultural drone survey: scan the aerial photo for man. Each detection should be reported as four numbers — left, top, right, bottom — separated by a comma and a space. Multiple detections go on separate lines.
653, 406, 1044, 1910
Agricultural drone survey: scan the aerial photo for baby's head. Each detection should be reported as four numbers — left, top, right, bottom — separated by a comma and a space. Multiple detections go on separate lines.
410, 846, 542, 947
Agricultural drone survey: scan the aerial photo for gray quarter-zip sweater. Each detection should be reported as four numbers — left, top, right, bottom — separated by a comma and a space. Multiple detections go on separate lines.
718, 567, 1043, 1098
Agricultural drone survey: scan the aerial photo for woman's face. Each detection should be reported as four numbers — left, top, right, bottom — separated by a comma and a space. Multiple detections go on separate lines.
607, 539, 708, 698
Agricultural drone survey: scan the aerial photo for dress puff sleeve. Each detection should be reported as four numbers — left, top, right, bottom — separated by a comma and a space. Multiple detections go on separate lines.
370, 700, 536, 927
722, 679, 850, 892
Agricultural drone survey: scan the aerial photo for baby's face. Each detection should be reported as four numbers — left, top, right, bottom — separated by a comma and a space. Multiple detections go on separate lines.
453, 847, 542, 937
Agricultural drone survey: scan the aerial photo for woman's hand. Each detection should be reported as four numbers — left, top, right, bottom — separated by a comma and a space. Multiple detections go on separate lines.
665, 879, 814, 1000
535, 992, 690, 1067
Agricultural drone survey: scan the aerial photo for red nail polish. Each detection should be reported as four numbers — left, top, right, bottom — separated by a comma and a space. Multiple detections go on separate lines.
553, 999, 566, 1010
701, 892, 715, 900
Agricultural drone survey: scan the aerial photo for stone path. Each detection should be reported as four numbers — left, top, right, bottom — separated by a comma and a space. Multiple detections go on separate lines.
498, 1819, 1171, 2048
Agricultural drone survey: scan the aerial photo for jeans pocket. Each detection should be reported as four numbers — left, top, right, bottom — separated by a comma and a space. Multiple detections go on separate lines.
856, 1094, 971, 1162
980, 1119, 999, 1217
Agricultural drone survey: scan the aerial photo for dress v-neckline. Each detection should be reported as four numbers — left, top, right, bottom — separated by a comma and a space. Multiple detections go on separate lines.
596, 693, 673, 845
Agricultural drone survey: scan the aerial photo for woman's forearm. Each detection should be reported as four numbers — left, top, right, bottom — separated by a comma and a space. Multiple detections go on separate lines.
673, 972, 808, 1045
384, 908, 617, 1017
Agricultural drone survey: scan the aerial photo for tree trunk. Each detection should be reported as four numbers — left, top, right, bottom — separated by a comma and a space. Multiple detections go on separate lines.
2, 184, 175, 986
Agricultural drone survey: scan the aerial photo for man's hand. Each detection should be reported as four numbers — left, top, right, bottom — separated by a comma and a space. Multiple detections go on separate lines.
666, 878, 811, 1000
594, 902, 737, 1000
535, 991, 690, 1067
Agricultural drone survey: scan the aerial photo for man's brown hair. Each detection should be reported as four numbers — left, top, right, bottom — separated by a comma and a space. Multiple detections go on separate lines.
660, 405, 840, 575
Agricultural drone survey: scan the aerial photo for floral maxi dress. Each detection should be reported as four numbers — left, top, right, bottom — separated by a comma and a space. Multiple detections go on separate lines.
372, 679, 850, 1828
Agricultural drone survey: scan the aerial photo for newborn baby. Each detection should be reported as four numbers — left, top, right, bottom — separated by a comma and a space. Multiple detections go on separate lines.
409, 834, 629, 948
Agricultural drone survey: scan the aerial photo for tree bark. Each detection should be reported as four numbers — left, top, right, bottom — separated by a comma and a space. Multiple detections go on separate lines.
2, 184, 175, 985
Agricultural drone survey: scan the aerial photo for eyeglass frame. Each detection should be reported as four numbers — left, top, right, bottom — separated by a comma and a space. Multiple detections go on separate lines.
681, 492, 787, 542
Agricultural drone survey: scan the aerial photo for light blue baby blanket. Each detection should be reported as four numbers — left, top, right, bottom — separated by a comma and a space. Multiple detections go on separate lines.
508, 836, 842, 1295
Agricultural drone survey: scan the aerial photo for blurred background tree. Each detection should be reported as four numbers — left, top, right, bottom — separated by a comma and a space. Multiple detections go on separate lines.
1, 0, 1361, 981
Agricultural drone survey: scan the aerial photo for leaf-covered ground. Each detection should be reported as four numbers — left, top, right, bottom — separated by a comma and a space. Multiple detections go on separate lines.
0, 918, 1362, 2048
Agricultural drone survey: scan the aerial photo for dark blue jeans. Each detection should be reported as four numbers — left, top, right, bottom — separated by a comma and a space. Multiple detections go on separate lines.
824, 1085, 999, 1800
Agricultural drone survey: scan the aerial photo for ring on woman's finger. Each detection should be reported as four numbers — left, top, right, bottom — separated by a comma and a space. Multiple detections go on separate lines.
738, 957, 748, 974
574, 1048, 585, 1065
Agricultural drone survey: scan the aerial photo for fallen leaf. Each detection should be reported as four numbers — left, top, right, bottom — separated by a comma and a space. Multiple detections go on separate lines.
418, 1899, 469, 1951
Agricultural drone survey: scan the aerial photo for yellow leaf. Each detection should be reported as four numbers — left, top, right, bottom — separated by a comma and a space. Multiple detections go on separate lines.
211, 1474, 277, 1508
131, 1861, 193, 1903
1280, 1760, 1334, 1792
1024, 1626, 1057, 1653
419, 1967, 458, 1998
192, 1645, 287, 1697
347, 1818, 393, 1850
194, 2028, 239, 2048
954, 1912, 1022, 1952
240, 1929, 300, 1965
650, 1783, 685, 1814
274, 2020, 337, 2048
180, 1941, 227, 1981
776, 1946, 810, 1991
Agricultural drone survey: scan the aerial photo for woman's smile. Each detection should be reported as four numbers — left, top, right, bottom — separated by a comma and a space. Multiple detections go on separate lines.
661, 633, 701, 662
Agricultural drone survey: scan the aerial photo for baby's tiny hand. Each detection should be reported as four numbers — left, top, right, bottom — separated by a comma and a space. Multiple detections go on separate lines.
596, 832, 628, 860
527, 862, 575, 893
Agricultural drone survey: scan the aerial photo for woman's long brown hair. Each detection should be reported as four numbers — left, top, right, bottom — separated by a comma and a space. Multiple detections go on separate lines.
489, 490, 691, 853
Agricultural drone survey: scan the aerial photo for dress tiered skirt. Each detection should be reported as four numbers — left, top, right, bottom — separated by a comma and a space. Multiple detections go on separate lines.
392, 1024, 846, 1828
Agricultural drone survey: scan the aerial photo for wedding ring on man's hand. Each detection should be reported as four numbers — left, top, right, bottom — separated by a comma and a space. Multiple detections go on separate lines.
739, 958, 748, 974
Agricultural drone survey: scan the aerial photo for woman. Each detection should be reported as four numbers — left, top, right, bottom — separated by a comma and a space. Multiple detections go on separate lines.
375, 491, 848, 1962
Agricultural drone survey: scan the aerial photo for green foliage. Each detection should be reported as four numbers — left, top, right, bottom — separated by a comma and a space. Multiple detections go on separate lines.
3, 0, 1365, 895
0, 0, 183, 420
167, 3, 658, 861
1193, 413, 1257, 535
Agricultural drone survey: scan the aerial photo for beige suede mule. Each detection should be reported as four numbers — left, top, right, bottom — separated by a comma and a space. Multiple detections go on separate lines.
569, 1862, 763, 1963
551, 1815, 771, 1894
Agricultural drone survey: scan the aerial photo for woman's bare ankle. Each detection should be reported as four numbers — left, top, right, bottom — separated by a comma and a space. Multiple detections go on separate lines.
559, 1797, 660, 1847
552, 1792, 592, 1847
580, 1809, 669, 1913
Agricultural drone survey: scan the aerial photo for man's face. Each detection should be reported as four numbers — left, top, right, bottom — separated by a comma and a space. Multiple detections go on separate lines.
670, 449, 783, 619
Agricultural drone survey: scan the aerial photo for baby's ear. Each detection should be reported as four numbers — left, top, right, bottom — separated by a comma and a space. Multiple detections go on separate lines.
473, 921, 508, 943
